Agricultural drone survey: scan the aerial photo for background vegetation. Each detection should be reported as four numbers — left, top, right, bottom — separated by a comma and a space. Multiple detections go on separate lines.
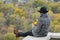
0, 0, 60, 40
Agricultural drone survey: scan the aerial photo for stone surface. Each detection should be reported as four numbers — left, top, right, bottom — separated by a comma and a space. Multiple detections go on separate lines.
23, 32, 60, 40
23, 32, 51, 40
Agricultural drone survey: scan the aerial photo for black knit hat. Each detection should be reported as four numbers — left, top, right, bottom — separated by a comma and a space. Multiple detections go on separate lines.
38, 6, 48, 13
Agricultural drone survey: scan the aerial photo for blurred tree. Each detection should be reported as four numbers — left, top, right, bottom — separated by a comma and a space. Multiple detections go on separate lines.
32, 0, 46, 8
54, 25, 60, 32
47, 2, 60, 13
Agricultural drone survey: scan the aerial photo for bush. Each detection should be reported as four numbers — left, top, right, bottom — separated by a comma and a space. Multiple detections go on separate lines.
0, 33, 4, 40
47, 2, 60, 13
4, 33, 16, 40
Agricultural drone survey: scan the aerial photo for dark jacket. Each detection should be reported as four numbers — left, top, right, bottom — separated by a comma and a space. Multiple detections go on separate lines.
32, 14, 51, 37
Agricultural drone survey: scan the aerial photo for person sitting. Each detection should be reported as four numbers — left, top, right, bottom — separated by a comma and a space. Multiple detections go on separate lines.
14, 6, 51, 37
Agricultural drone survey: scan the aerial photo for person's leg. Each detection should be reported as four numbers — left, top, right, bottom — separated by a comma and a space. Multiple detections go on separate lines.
17, 30, 33, 37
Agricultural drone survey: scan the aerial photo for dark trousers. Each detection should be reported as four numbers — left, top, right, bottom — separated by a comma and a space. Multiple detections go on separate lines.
18, 30, 33, 37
